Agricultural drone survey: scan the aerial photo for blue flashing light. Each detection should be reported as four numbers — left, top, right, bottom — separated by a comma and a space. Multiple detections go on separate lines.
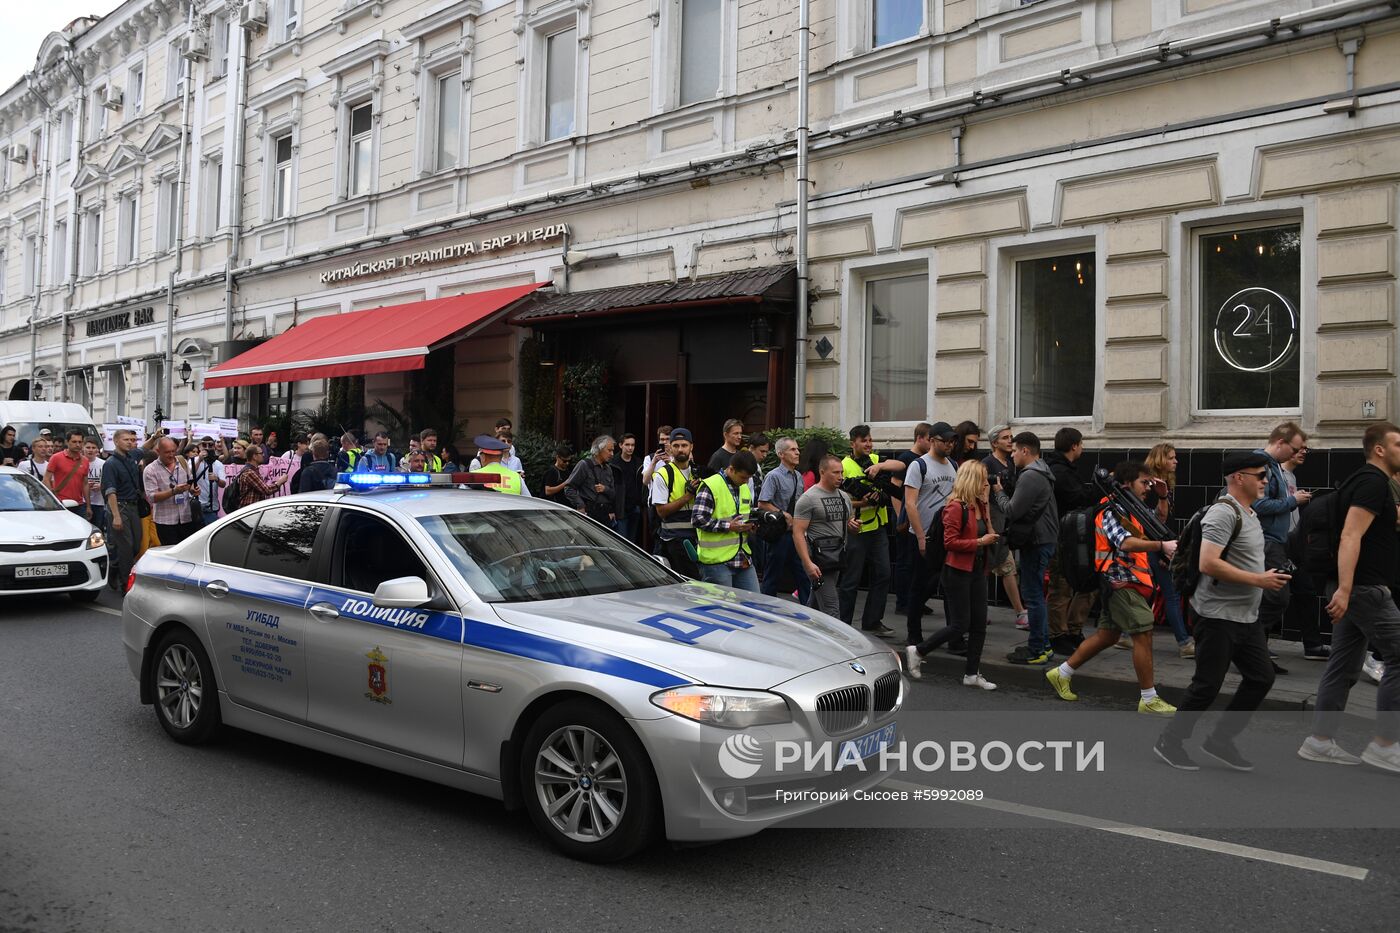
337, 472, 434, 488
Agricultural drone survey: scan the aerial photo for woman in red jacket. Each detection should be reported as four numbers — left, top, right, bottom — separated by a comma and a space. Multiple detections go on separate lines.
905, 459, 1001, 689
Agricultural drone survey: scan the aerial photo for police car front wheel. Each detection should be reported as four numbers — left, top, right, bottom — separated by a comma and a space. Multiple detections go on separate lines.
150, 628, 222, 745
521, 702, 660, 862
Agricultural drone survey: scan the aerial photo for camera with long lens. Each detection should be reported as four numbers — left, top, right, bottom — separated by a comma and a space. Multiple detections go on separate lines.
684, 464, 710, 495
1091, 467, 1175, 541
754, 508, 790, 543
840, 475, 892, 510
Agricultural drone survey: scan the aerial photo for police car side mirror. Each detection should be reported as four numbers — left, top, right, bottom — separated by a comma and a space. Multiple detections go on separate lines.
60, 499, 81, 508
652, 553, 672, 571
372, 576, 432, 608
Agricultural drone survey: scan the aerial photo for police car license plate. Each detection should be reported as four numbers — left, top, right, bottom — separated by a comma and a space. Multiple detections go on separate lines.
840, 722, 897, 765
16, 564, 67, 580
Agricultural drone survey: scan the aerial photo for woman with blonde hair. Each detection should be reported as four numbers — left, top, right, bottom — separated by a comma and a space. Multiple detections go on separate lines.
1143, 442, 1194, 658
905, 459, 1001, 689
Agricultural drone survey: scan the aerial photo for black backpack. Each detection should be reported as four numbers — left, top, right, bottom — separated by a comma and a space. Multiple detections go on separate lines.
922, 500, 967, 572
1170, 497, 1243, 598
1286, 471, 1364, 584
222, 471, 244, 516
1058, 502, 1110, 594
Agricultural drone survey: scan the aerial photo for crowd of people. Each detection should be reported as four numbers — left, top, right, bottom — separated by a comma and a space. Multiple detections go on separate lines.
7, 411, 1396, 772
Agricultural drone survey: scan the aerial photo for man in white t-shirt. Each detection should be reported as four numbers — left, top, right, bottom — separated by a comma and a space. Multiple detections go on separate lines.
17, 436, 51, 481
903, 421, 959, 647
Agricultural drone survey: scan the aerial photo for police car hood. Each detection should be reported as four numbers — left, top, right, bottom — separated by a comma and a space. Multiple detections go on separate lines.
491, 581, 882, 688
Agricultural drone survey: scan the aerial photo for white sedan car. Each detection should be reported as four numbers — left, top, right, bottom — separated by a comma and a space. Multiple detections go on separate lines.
0, 466, 107, 600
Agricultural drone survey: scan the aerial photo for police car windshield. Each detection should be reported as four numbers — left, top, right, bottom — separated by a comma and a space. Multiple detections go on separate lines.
419, 509, 677, 603
0, 473, 62, 511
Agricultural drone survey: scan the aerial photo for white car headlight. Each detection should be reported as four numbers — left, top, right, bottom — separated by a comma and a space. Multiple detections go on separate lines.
651, 686, 791, 728
86, 531, 106, 550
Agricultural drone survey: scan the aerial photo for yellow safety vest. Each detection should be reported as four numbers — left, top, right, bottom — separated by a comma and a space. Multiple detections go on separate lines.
695, 473, 753, 565
842, 454, 888, 533
660, 463, 694, 533
478, 462, 523, 495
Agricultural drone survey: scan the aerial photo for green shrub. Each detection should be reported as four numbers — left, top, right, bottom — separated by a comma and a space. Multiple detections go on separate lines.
513, 428, 558, 493
758, 426, 851, 473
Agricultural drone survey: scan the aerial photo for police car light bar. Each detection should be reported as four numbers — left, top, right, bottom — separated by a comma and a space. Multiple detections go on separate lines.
336, 472, 502, 490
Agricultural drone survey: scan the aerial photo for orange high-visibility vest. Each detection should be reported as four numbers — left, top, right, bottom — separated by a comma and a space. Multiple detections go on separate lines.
1092, 496, 1154, 588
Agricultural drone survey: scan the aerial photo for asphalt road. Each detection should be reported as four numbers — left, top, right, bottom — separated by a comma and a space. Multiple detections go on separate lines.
2, 593, 1396, 933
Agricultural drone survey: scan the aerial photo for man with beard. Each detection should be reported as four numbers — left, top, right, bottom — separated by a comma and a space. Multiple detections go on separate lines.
650, 427, 701, 577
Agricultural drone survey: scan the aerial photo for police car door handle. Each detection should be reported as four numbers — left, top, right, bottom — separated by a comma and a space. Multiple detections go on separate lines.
206, 580, 229, 598
309, 603, 341, 622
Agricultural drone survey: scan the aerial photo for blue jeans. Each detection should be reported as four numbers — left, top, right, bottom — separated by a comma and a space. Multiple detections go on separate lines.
1150, 551, 1190, 645
1019, 542, 1055, 654
698, 561, 760, 593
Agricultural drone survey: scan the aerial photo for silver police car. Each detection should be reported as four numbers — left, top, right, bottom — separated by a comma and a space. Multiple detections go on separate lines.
122, 473, 901, 861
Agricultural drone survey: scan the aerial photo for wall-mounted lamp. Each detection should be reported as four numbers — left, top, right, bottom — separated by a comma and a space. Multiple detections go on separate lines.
750, 315, 775, 354
535, 329, 559, 366
179, 360, 193, 386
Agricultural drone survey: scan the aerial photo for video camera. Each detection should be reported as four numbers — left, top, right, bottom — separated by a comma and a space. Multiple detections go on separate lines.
754, 508, 790, 544
840, 455, 895, 510
683, 464, 710, 495
1091, 467, 1175, 542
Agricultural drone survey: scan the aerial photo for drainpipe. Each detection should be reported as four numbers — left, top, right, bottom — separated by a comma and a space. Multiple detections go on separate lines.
793, 0, 811, 427
165, 0, 196, 416
223, 12, 252, 416
65, 48, 88, 303
24, 73, 54, 402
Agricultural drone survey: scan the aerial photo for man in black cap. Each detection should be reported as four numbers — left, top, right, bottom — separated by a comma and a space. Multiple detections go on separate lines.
1154, 451, 1290, 771
649, 427, 701, 578
903, 421, 958, 646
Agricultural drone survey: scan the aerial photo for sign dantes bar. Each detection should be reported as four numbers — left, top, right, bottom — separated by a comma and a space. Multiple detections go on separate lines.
319, 223, 570, 285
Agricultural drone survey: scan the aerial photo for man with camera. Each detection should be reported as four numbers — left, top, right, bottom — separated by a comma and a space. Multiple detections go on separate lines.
191, 434, 228, 525
649, 428, 702, 578
1155, 452, 1288, 771
758, 437, 810, 604
839, 425, 896, 636
692, 450, 761, 592
793, 454, 862, 618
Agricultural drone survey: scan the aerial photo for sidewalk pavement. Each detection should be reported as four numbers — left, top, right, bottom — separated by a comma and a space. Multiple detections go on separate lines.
880, 594, 1379, 718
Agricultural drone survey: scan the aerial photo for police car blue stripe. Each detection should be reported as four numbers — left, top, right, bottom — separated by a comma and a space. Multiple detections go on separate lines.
464, 620, 687, 690
140, 568, 684, 688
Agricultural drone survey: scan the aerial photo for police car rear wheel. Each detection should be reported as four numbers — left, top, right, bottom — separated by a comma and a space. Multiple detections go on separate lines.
522, 703, 659, 862
150, 628, 221, 745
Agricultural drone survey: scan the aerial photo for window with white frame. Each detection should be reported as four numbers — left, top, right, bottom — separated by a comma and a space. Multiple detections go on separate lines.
157, 176, 180, 252
68, 370, 91, 410
865, 272, 928, 422
1197, 224, 1301, 412
433, 71, 462, 172
144, 360, 166, 414
81, 207, 103, 275
105, 366, 126, 418
0, 248, 6, 304
544, 26, 577, 141
117, 192, 140, 265
128, 63, 145, 115
58, 109, 73, 163
211, 13, 231, 79
271, 133, 293, 218
166, 40, 185, 99
280, 0, 300, 42
91, 87, 108, 137
52, 219, 67, 282
346, 101, 374, 197
203, 156, 224, 235
29, 129, 42, 174
23, 232, 39, 295
1015, 251, 1095, 418
679, 0, 723, 105
872, 0, 923, 48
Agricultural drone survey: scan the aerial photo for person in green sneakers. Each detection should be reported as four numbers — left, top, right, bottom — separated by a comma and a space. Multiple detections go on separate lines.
1045, 461, 1178, 715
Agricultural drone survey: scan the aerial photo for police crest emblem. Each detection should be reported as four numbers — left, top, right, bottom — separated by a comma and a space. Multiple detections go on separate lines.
365, 646, 392, 704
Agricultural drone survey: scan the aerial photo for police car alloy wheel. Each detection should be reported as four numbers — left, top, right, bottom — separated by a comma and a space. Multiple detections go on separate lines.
521, 702, 659, 862
150, 628, 222, 745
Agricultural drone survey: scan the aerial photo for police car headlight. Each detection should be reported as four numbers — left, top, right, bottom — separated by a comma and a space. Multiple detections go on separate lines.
651, 686, 791, 728
86, 531, 105, 550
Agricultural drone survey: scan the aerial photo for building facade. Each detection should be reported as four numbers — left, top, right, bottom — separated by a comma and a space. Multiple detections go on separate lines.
1, 0, 1397, 461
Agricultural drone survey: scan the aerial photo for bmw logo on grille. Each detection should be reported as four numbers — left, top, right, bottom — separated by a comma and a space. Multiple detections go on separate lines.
850, 662, 865, 675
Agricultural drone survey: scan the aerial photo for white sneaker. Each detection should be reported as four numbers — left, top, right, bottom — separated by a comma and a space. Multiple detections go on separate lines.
1362, 656, 1385, 685
962, 673, 997, 691
1361, 741, 1400, 773
1297, 736, 1362, 765
905, 645, 923, 680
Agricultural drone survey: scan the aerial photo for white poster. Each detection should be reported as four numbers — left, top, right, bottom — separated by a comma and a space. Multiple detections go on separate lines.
212, 417, 240, 439
161, 420, 187, 438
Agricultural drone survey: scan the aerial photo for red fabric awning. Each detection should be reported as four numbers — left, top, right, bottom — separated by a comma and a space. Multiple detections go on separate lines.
204, 282, 545, 389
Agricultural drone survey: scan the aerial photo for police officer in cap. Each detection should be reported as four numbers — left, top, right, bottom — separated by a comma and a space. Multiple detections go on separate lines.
474, 434, 532, 496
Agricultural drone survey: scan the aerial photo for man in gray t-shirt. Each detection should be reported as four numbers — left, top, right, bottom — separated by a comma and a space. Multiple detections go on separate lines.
1159, 452, 1292, 771
902, 423, 959, 645
792, 455, 858, 620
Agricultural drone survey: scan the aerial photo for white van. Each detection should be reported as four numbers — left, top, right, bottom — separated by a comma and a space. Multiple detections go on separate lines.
0, 402, 101, 453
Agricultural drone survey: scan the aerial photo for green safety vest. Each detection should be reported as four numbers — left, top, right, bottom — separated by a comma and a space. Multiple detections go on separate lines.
478, 462, 523, 495
842, 454, 888, 533
695, 472, 753, 565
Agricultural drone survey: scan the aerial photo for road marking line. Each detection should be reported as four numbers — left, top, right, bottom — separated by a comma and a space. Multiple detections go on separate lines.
884, 780, 1369, 881
86, 604, 122, 617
